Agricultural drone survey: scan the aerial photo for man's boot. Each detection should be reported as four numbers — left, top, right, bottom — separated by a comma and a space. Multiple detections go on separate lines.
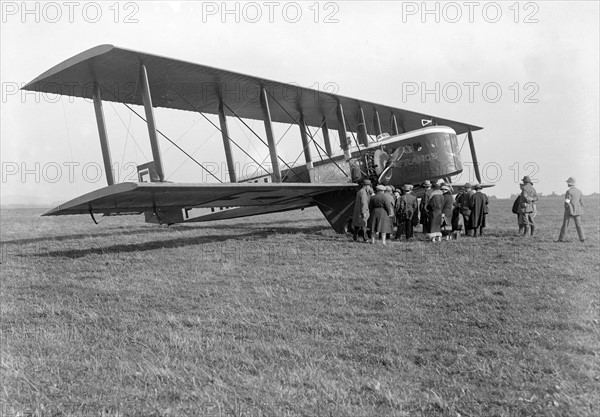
530, 225, 535, 237
353, 227, 358, 241
524, 226, 530, 236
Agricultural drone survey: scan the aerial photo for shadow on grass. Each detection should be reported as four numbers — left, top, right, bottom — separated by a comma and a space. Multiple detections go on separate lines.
18, 225, 333, 259
3, 217, 330, 246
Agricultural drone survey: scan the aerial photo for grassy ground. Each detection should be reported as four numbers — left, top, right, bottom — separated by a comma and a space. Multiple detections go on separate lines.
1, 197, 598, 416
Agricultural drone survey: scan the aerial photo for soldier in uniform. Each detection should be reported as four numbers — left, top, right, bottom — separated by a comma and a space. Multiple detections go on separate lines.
519, 176, 538, 236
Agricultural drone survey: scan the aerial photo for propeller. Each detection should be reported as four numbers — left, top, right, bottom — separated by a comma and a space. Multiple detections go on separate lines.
378, 146, 406, 184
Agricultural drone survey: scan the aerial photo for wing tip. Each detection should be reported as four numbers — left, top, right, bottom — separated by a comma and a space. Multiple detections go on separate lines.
23, 44, 116, 92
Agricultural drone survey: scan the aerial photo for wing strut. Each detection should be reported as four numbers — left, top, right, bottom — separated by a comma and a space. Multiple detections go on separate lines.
140, 64, 165, 182
321, 118, 333, 156
92, 84, 115, 186
298, 114, 313, 168
263, 90, 347, 177
391, 114, 400, 135
259, 87, 282, 182
336, 103, 350, 159
373, 110, 383, 136
467, 128, 482, 183
357, 108, 369, 147
218, 100, 237, 183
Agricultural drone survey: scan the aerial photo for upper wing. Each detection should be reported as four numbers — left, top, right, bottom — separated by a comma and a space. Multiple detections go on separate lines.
43, 182, 357, 216
23, 45, 482, 135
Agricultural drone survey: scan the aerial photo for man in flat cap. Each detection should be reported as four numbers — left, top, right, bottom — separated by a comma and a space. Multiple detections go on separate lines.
352, 179, 371, 242
395, 184, 418, 240
557, 177, 585, 242
419, 180, 433, 234
519, 176, 538, 236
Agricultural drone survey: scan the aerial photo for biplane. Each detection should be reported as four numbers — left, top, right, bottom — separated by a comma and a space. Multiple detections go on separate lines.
23, 45, 488, 233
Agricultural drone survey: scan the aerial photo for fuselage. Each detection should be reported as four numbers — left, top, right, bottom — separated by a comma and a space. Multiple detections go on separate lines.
241, 126, 463, 188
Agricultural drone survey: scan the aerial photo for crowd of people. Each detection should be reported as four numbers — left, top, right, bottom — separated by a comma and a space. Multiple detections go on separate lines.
352, 178, 489, 244
353, 175, 587, 244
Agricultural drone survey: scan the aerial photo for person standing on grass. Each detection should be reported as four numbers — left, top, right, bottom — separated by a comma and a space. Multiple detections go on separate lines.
519, 175, 538, 237
460, 183, 474, 236
426, 183, 445, 242
512, 182, 526, 234
352, 179, 371, 242
452, 186, 465, 238
396, 184, 418, 240
419, 180, 433, 234
368, 185, 394, 244
441, 185, 454, 240
393, 188, 403, 238
469, 184, 489, 237
384, 185, 396, 241
557, 177, 585, 243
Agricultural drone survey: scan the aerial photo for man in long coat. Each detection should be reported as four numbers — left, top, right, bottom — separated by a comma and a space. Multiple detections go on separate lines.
419, 180, 433, 234
461, 183, 474, 236
557, 177, 585, 242
352, 179, 371, 241
520, 175, 538, 236
469, 184, 489, 237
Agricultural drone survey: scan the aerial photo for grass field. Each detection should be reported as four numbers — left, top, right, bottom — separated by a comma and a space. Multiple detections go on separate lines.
1, 197, 598, 416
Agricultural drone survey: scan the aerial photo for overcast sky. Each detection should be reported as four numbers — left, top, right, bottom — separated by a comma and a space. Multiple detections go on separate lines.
1, 1, 598, 205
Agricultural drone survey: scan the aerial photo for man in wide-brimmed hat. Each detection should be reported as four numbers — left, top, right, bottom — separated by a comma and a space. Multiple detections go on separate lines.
557, 177, 585, 242
519, 176, 538, 236
352, 179, 372, 242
